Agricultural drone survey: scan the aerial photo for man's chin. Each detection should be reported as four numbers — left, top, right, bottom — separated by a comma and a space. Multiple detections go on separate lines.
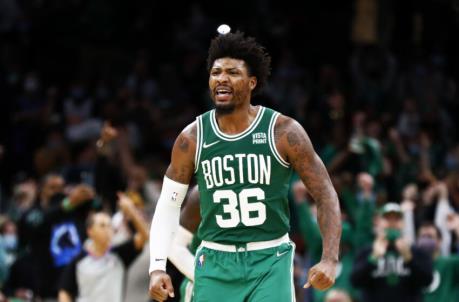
215, 103, 235, 115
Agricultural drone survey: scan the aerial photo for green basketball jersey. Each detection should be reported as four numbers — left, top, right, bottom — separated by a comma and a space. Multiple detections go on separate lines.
194, 106, 292, 244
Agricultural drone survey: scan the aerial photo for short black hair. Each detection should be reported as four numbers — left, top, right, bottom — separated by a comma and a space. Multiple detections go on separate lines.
206, 31, 271, 96
86, 211, 109, 229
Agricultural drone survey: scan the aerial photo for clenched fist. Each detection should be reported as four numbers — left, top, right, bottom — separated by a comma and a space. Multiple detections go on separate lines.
149, 270, 175, 301
304, 260, 337, 291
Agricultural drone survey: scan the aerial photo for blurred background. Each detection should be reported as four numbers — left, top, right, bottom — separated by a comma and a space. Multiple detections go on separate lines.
1, 0, 459, 301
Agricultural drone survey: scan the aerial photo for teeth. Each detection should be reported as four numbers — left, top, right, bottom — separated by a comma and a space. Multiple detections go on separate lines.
216, 89, 231, 95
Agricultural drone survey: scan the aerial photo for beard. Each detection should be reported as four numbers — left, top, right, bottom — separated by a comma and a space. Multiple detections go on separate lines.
210, 89, 237, 115
215, 103, 236, 115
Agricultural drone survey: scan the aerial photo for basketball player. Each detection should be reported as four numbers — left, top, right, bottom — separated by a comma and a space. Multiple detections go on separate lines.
149, 31, 341, 302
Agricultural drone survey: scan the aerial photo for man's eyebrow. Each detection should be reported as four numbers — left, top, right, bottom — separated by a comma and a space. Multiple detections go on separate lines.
211, 67, 240, 71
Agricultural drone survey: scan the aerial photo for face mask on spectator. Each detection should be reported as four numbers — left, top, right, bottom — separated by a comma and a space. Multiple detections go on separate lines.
417, 236, 437, 255
385, 228, 401, 242
2, 234, 18, 251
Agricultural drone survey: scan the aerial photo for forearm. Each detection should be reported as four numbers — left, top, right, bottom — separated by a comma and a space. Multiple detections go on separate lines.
316, 190, 341, 262
149, 176, 189, 273
168, 226, 195, 281
124, 206, 149, 242
402, 205, 416, 245
435, 198, 453, 256
276, 116, 341, 262
117, 136, 136, 178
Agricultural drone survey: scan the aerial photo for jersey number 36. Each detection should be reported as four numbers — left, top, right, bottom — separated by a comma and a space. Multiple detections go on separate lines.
213, 188, 266, 228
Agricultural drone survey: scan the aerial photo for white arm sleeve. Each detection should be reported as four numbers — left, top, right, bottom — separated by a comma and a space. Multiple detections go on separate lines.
168, 226, 195, 281
149, 176, 189, 274
435, 198, 453, 256
402, 205, 415, 245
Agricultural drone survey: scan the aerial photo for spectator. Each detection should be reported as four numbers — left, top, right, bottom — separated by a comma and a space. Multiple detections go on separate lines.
95, 122, 161, 213
63, 81, 102, 143
351, 202, 433, 302
58, 193, 148, 302
6, 175, 96, 300
292, 172, 376, 302
0, 217, 18, 284
6, 179, 36, 222
0, 2, 458, 301
417, 222, 459, 302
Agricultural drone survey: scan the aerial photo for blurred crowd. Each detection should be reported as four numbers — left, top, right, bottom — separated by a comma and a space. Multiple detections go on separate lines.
1, 0, 459, 301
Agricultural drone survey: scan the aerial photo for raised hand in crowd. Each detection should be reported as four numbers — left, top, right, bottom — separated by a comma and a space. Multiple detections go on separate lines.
446, 213, 459, 238
96, 121, 119, 155
66, 184, 95, 208
117, 192, 149, 248
99, 121, 118, 145
372, 233, 389, 258
401, 183, 417, 211
395, 237, 413, 261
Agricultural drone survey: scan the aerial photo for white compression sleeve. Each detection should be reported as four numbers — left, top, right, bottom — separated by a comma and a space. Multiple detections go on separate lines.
149, 176, 189, 274
169, 226, 195, 281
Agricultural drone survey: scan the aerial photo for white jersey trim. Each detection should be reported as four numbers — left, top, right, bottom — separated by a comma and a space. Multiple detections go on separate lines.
194, 116, 203, 173
268, 112, 290, 168
210, 106, 265, 141
290, 241, 296, 302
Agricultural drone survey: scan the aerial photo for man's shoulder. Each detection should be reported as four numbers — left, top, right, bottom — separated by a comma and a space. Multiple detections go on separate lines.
272, 113, 307, 144
273, 113, 301, 131
181, 120, 198, 142
64, 249, 88, 272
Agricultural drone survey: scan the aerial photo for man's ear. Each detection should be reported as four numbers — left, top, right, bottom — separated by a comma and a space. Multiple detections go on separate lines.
249, 77, 257, 91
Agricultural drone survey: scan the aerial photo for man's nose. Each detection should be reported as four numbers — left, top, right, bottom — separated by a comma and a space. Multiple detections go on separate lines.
216, 72, 230, 83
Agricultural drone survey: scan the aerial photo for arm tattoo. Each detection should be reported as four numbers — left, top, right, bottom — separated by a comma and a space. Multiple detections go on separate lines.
278, 117, 341, 263
287, 131, 300, 148
166, 163, 190, 184
178, 136, 189, 152
165, 124, 197, 184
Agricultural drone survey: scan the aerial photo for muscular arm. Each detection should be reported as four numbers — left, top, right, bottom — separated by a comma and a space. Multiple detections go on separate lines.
149, 122, 197, 274
165, 122, 197, 184
275, 115, 341, 263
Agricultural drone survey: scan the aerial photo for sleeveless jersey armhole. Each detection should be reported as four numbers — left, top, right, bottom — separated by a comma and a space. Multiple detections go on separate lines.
194, 116, 203, 173
268, 112, 290, 168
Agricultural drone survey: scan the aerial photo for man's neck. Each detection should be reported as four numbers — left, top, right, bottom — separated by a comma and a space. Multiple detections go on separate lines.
216, 104, 259, 135
88, 241, 110, 257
